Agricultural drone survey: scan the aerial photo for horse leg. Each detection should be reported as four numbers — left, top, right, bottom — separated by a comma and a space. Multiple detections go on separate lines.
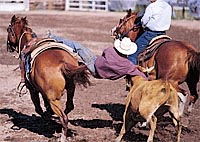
49, 98, 68, 137
29, 90, 44, 116
186, 80, 199, 113
64, 79, 75, 115
41, 95, 55, 119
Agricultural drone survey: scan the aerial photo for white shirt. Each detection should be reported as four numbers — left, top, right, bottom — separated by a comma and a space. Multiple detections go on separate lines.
141, 0, 172, 31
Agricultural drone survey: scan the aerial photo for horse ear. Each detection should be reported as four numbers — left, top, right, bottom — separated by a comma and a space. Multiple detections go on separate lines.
128, 9, 132, 13
127, 9, 132, 16
22, 16, 26, 20
11, 15, 16, 24
22, 16, 28, 25
11, 15, 16, 19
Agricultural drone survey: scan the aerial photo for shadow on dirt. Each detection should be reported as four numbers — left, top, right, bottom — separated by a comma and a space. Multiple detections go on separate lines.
91, 103, 125, 134
92, 103, 125, 121
0, 108, 62, 138
70, 103, 124, 130
0, 104, 125, 138
1, 105, 191, 141
0, 105, 125, 138
70, 119, 113, 128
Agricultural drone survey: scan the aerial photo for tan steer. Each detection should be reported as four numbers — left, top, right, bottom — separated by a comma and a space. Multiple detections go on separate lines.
116, 76, 182, 142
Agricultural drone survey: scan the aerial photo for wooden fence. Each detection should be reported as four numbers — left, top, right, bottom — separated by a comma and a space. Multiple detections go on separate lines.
0, 0, 29, 11
65, 0, 108, 11
29, 0, 65, 10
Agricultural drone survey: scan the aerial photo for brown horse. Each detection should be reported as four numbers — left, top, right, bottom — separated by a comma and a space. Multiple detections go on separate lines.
112, 10, 200, 114
6, 15, 90, 138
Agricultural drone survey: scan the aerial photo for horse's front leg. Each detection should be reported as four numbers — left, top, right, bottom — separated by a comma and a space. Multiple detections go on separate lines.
186, 80, 199, 113
64, 79, 75, 115
29, 89, 44, 116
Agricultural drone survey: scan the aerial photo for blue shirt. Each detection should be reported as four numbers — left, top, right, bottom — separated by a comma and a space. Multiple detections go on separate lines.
142, 0, 172, 31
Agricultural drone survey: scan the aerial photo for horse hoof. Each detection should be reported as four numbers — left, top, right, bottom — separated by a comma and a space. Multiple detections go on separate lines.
188, 103, 194, 113
42, 111, 52, 120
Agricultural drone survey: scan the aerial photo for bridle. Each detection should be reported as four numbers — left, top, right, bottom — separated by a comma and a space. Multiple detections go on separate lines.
7, 21, 35, 58
114, 14, 141, 40
7, 24, 18, 52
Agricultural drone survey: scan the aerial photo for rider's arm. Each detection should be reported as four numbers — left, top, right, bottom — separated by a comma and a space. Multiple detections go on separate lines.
141, 6, 153, 28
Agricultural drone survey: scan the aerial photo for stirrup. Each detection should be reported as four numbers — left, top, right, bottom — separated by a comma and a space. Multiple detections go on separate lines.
16, 81, 27, 96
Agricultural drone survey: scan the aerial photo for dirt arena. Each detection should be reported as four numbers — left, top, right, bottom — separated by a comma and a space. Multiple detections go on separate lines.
0, 11, 200, 142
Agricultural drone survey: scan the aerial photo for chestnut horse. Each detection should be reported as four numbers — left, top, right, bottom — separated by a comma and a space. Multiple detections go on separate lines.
6, 15, 90, 138
112, 10, 200, 114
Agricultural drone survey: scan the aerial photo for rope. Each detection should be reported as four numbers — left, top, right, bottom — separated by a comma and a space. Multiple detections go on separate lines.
17, 31, 29, 59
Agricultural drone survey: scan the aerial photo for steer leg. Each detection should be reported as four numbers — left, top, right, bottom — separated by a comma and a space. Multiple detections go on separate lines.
147, 115, 157, 142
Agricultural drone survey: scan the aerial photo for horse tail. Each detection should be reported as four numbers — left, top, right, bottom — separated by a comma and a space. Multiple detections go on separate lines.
61, 63, 91, 88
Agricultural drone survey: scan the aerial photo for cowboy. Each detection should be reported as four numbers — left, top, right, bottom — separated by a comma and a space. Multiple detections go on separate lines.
95, 37, 147, 80
128, 0, 172, 64
48, 33, 147, 80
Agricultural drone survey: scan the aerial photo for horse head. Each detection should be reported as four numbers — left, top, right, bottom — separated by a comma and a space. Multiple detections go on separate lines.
111, 9, 143, 41
7, 15, 35, 54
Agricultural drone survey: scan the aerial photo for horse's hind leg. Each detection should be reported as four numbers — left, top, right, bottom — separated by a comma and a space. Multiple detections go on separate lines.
49, 97, 68, 136
64, 79, 75, 115
29, 90, 44, 116
41, 95, 55, 118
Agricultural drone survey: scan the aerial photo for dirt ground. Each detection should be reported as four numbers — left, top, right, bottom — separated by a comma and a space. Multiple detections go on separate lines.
0, 11, 200, 142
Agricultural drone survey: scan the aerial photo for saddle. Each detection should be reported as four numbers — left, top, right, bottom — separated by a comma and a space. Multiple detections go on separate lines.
137, 35, 171, 63
24, 38, 83, 81
125, 35, 172, 91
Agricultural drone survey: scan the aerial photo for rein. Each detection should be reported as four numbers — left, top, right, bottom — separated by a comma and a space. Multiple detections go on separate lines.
10, 27, 33, 59
116, 14, 140, 39
120, 24, 140, 39
17, 31, 29, 58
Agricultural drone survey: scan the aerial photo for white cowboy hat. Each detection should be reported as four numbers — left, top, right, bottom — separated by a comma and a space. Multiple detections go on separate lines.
114, 37, 137, 55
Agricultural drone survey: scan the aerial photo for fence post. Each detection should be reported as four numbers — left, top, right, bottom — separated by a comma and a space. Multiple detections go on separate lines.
66, 0, 108, 11
105, 0, 108, 11
24, 0, 29, 11
65, 0, 69, 11
92, 0, 95, 11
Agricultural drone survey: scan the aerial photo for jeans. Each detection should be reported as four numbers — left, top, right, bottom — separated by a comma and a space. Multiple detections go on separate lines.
49, 34, 97, 76
128, 30, 165, 64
